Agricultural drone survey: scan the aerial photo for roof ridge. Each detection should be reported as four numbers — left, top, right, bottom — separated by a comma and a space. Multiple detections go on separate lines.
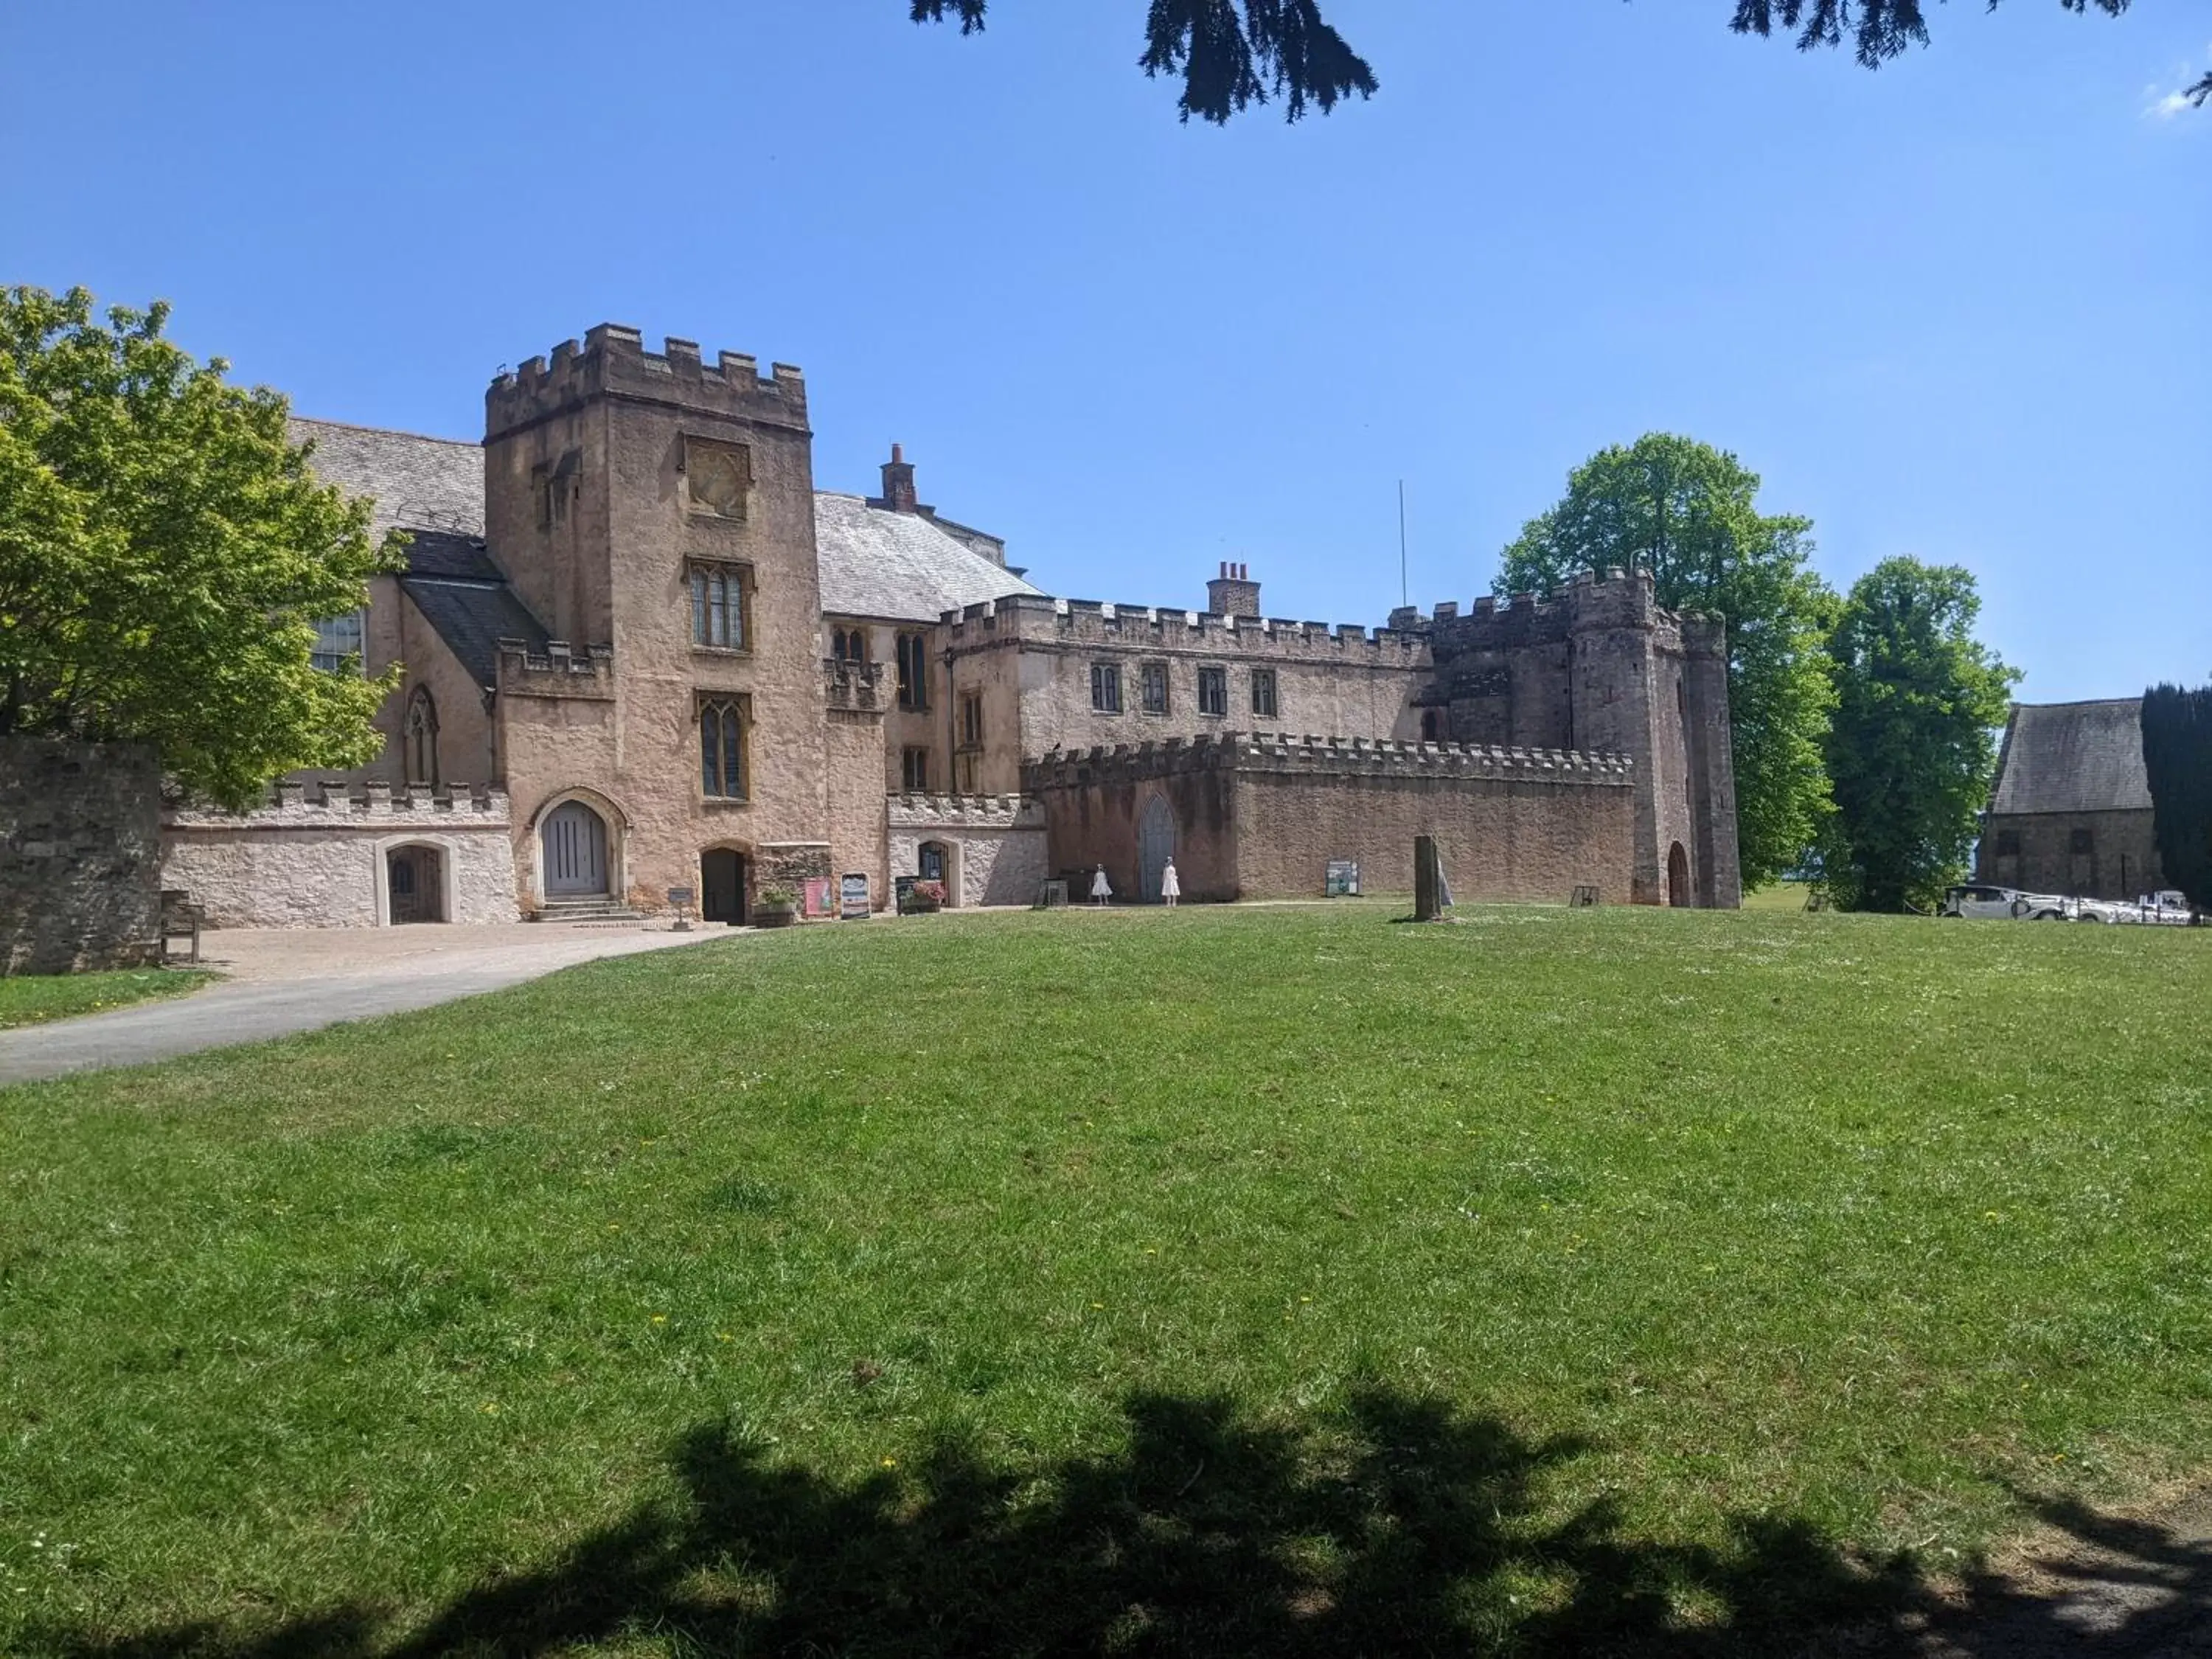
290, 414, 480, 449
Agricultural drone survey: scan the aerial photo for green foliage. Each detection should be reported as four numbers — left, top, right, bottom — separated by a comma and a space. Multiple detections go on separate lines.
2140, 682, 2212, 913
1817, 557, 2017, 913
1495, 433, 1837, 891
8, 906, 2212, 1652
1730, 0, 2127, 69
0, 967, 210, 1029
912, 0, 1376, 123
911, 3, 2174, 125
0, 286, 401, 810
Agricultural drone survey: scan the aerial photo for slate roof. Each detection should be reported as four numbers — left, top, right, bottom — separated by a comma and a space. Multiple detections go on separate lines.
288, 417, 1038, 636
1989, 699, 2153, 815
288, 417, 484, 540
399, 568, 550, 692
813, 492, 1040, 622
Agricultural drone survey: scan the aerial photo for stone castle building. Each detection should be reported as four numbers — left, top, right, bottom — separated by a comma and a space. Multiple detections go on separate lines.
1976, 698, 2167, 900
158, 324, 1741, 924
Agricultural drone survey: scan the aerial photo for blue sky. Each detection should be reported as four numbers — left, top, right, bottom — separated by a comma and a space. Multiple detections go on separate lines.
5, 1, 2206, 699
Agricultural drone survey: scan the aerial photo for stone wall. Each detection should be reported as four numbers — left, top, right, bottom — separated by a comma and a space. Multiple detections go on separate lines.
888, 794, 1049, 907
1, 739, 164, 975
1978, 809, 2166, 900
941, 595, 1430, 797
161, 782, 516, 928
1026, 732, 1637, 905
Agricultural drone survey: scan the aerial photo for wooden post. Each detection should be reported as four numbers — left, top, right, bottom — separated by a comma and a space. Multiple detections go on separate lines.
1414, 835, 1441, 922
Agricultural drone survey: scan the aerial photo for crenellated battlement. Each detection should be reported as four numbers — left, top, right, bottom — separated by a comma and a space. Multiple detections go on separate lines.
496, 638, 615, 701
887, 792, 1046, 828
164, 778, 511, 827
1409, 566, 1725, 658
941, 593, 1430, 661
486, 324, 807, 437
1023, 730, 1635, 790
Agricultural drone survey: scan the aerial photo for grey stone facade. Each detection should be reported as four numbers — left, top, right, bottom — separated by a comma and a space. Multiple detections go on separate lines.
2, 739, 164, 975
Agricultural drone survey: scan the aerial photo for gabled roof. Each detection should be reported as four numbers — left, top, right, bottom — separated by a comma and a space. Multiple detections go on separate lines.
813, 492, 1040, 623
1989, 699, 2152, 815
288, 417, 484, 540
394, 532, 548, 692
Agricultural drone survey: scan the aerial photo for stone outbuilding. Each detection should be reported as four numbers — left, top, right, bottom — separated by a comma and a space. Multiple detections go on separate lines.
1978, 699, 2166, 900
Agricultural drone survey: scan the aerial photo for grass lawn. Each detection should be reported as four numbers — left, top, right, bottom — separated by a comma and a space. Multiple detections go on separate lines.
4, 903, 2210, 1655
0, 967, 211, 1031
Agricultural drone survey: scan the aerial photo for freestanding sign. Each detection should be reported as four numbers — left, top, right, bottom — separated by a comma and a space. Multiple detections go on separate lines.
1325, 860, 1360, 897
839, 872, 872, 919
801, 877, 835, 919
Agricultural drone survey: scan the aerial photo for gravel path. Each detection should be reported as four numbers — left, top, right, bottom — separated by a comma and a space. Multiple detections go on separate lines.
0, 923, 728, 1085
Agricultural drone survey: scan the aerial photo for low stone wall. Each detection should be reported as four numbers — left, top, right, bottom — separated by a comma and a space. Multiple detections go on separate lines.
1, 737, 164, 975
161, 780, 517, 928
1026, 731, 1637, 905
888, 794, 1048, 907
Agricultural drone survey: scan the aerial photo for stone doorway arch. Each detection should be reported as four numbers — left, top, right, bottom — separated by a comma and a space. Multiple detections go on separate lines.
1667, 841, 1691, 908
1138, 796, 1175, 905
542, 801, 611, 898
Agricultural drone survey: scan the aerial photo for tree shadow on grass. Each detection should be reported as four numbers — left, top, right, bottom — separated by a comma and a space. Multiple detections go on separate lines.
35, 1389, 2212, 1657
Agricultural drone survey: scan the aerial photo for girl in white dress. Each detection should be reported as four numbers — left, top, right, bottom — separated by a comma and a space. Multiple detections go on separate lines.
1090, 865, 1112, 906
1159, 860, 1181, 907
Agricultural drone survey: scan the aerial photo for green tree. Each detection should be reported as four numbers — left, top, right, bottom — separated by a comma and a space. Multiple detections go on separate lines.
2139, 682, 2212, 914
1818, 557, 2017, 913
0, 286, 401, 810
1494, 434, 1837, 892
908, 2, 2197, 125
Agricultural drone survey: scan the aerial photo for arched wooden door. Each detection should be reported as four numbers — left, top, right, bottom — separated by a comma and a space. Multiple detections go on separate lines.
1138, 796, 1175, 905
543, 801, 610, 897
1666, 841, 1691, 908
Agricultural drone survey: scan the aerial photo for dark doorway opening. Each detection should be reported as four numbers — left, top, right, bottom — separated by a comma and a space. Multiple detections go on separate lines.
702, 848, 748, 925
387, 844, 445, 924
1666, 841, 1691, 908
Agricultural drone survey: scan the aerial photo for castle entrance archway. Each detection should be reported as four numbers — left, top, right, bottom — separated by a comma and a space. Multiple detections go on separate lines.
1138, 796, 1175, 905
543, 801, 610, 897
700, 847, 747, 925
1666, 841, 1691, 908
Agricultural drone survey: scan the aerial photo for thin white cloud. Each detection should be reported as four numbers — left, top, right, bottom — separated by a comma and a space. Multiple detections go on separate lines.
2141, 44, 2211, 122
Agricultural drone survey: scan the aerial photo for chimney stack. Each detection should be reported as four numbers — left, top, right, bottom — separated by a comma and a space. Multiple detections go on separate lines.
1206, 561, 1262, 619
880, 442, 918, 514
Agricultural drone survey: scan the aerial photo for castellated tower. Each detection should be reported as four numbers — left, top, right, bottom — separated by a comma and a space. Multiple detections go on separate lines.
1422, 568, 1739, 908
482, 325, 842, 917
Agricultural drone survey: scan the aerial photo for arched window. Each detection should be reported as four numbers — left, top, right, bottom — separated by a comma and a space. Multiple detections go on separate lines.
700, 695, 750, 799
405, 686, 439, 786
833, 627, 868, 665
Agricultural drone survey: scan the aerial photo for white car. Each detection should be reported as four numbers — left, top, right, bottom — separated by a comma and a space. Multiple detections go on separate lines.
1939, 884, 2073, 921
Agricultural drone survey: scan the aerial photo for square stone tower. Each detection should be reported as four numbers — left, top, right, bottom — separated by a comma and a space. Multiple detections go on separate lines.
481, 325, 838, 915
1422, 568, 1739, 907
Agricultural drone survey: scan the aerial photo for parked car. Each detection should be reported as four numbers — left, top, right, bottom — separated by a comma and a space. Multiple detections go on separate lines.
1938, 884, 2072, 921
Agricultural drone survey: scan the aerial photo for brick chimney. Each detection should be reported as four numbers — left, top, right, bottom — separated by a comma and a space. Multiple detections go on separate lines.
1206, 561, 1260, 619
880, 442, 918, 514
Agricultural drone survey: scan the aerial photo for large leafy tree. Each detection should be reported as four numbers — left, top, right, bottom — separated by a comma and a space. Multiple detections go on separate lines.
2140, 683, 2212, 914
909, 1, 2198, 125
1818, 557, 2017, 913
0, 286, 400, 810
1494, 434, 1837, 892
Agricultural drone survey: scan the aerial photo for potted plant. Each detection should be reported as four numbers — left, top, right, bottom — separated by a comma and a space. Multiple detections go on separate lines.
754, 886, 799, 928
902, 879, 947, 914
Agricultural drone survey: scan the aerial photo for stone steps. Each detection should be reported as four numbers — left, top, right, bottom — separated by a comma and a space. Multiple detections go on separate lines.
531, 899, 645, 923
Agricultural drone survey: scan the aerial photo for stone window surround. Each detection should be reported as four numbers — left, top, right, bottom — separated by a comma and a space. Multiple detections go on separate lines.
896, 631, 930, 712
1139, 661, 1169, 717
698, 692, 753, 804
1196, 664, 1228, 718
902, 746, 931, 792
371, 832, 463, 927
958, 690, 985, 751
1092, 661, 1124, 714
1251, 668, 1279, 719
689, 559, 754, 655
310, 608, 367, 675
